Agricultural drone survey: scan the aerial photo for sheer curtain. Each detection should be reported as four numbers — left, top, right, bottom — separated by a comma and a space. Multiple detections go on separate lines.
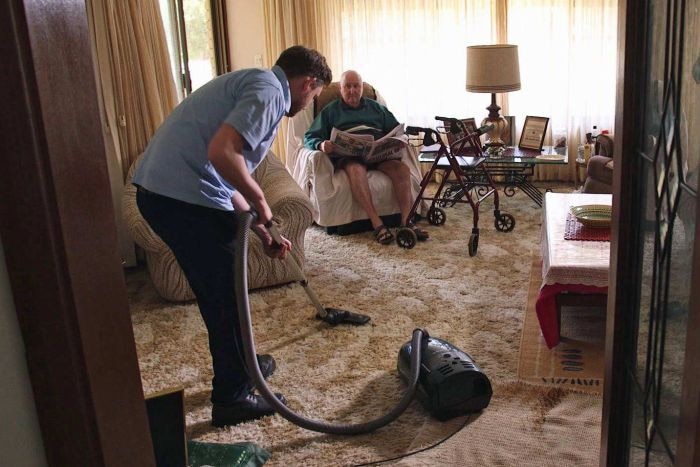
88, 0, 178, 179
87, 0, 178, 266
507, 0, 618, 180
327, 0, 617, 181
261, 0, 617, 176
262, 0, 496, 161
323, 0, 496, 128
262, 0, 326, 160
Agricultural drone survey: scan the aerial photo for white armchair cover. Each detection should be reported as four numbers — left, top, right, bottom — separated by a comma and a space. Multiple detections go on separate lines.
285, 86, 426, 231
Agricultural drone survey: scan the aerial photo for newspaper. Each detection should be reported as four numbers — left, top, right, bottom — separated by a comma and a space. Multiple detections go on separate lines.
329, 124, 407, 164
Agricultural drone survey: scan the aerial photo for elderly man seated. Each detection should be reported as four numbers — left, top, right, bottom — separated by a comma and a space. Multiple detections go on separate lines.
303, 70, 428, 245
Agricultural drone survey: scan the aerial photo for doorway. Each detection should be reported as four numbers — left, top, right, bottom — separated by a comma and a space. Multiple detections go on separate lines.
602, 1, 699, 465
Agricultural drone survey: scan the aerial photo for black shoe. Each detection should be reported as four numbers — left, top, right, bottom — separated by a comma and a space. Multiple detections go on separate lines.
211, 392, 287, 427
257, 354, 276, 379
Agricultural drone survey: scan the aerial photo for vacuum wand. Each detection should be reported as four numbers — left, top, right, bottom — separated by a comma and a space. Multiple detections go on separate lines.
264, 221, 371, 326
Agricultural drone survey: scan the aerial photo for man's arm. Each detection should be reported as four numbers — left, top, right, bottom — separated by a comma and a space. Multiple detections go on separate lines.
208, 123, 273, 224
209, 124, 291, 258
303, 111, 332, 150
230, 191, 291, 259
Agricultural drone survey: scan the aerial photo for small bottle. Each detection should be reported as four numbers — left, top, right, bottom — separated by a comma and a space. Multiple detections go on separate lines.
591, 125, 599, 154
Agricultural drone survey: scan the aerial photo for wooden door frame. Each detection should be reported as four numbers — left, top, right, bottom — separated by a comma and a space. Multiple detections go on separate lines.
600, 1, 645, 464
0, 1, 154, 465
602, 0, 700, 464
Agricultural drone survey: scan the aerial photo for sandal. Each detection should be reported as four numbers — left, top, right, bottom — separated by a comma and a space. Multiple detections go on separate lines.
406, 223, 429, 241
373, 224, 394, 245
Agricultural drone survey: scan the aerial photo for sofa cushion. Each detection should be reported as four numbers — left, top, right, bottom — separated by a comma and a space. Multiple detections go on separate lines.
586, 155, 614, 185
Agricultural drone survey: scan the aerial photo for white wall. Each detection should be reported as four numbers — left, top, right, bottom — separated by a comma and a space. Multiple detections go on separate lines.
0, 238, 47, 466
226, 0, 267, 70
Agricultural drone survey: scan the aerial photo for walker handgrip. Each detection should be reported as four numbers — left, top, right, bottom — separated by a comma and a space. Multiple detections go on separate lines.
434, 116, 459, 125
435, 116, 466, 135
405, 126, 423, 136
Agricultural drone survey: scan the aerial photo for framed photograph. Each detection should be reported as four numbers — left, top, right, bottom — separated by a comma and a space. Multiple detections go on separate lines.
503, 116, 516, 146
518, 116, 549, 151
444, 118, 479, 154
444, 118, 477, 144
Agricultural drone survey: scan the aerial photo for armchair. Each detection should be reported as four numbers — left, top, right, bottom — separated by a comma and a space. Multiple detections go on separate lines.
122, 152, 313, 302
285, 82, 426, 234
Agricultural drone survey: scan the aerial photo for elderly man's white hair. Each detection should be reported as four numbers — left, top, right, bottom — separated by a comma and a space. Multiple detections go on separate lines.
340, 70, 363, 83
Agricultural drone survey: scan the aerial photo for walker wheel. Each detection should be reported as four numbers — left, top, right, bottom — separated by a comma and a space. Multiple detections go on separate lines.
468, 233, 479, 256
396, 228, 417, 249
427, 207, 446, 226
495, 212, 516, 232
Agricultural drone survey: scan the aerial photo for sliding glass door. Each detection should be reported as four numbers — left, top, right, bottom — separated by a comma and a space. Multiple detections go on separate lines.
159, 0, 230, 98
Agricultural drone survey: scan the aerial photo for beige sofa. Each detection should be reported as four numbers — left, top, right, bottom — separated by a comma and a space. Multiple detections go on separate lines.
122, 152, 313, 302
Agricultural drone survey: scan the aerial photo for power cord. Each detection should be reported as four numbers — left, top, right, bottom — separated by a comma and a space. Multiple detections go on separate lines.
351, 414, 473, 467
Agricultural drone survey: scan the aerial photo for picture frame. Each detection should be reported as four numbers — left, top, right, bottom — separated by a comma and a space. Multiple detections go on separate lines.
503, 116, 516, 146
518, 116, 549, 151
444, 118, 477, 143
444, 117, 479, 155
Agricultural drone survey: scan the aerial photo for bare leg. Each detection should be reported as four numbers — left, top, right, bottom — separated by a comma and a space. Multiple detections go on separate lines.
377, 159, 413, 225
342, 161, 384, 229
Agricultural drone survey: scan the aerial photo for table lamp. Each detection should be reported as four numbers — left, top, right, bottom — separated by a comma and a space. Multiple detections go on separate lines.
466, 44, 521, 147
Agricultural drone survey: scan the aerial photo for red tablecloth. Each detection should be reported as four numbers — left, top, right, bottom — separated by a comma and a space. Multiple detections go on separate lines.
535, 283, 608, 348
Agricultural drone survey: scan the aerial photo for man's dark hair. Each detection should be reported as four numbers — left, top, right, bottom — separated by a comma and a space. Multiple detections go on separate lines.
275, 45, 332, 86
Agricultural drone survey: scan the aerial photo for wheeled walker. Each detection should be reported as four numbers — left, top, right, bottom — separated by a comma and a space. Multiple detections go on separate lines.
397, 117, 515, 255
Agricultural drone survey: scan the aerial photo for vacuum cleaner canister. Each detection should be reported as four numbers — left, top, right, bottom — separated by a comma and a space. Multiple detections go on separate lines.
397, 336, 492, 420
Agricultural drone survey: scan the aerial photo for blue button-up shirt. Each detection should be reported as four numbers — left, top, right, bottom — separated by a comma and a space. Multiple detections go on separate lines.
133, 65, 291, 211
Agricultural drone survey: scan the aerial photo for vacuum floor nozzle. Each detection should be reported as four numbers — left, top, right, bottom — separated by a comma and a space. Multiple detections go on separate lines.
317, 308, 371, 326
397, 335, 492, 420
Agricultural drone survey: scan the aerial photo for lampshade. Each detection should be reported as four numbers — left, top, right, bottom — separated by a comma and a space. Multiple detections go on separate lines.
465, 44, 521, 147
466, 44, 521, 93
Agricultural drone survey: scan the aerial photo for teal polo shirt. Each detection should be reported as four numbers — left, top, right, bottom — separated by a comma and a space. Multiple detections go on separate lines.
133, 66, 291, 211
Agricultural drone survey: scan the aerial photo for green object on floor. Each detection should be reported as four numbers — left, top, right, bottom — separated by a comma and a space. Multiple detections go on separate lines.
187, 440, 270, 467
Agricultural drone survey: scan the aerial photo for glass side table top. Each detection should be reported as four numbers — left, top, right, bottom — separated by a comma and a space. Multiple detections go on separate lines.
419, 145, 568, 165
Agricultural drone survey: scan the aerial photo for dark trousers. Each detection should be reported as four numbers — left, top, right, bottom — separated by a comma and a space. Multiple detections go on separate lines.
136, 187, 251, 405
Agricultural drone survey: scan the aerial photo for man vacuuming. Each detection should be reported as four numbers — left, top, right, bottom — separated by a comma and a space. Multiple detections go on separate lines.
133, 45, 332, 427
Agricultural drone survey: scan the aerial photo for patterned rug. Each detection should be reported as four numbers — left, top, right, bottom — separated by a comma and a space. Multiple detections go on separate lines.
127, 185, 602, 466
517, 260, 605, 395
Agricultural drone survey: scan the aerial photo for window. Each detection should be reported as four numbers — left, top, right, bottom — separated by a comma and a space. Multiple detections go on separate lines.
327, 0, 617, 146
159, 0, 230, 98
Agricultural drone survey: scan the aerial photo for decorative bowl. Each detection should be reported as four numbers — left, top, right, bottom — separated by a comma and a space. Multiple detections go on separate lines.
570, 204, 612, 228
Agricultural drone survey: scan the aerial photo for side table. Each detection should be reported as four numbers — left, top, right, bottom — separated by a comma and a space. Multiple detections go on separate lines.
538, 192, 612, 348
420, 144, 568, 207
574, 158, 588, 189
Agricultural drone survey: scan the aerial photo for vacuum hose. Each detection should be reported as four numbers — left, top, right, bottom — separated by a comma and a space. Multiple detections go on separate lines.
234, 211, 425, 434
